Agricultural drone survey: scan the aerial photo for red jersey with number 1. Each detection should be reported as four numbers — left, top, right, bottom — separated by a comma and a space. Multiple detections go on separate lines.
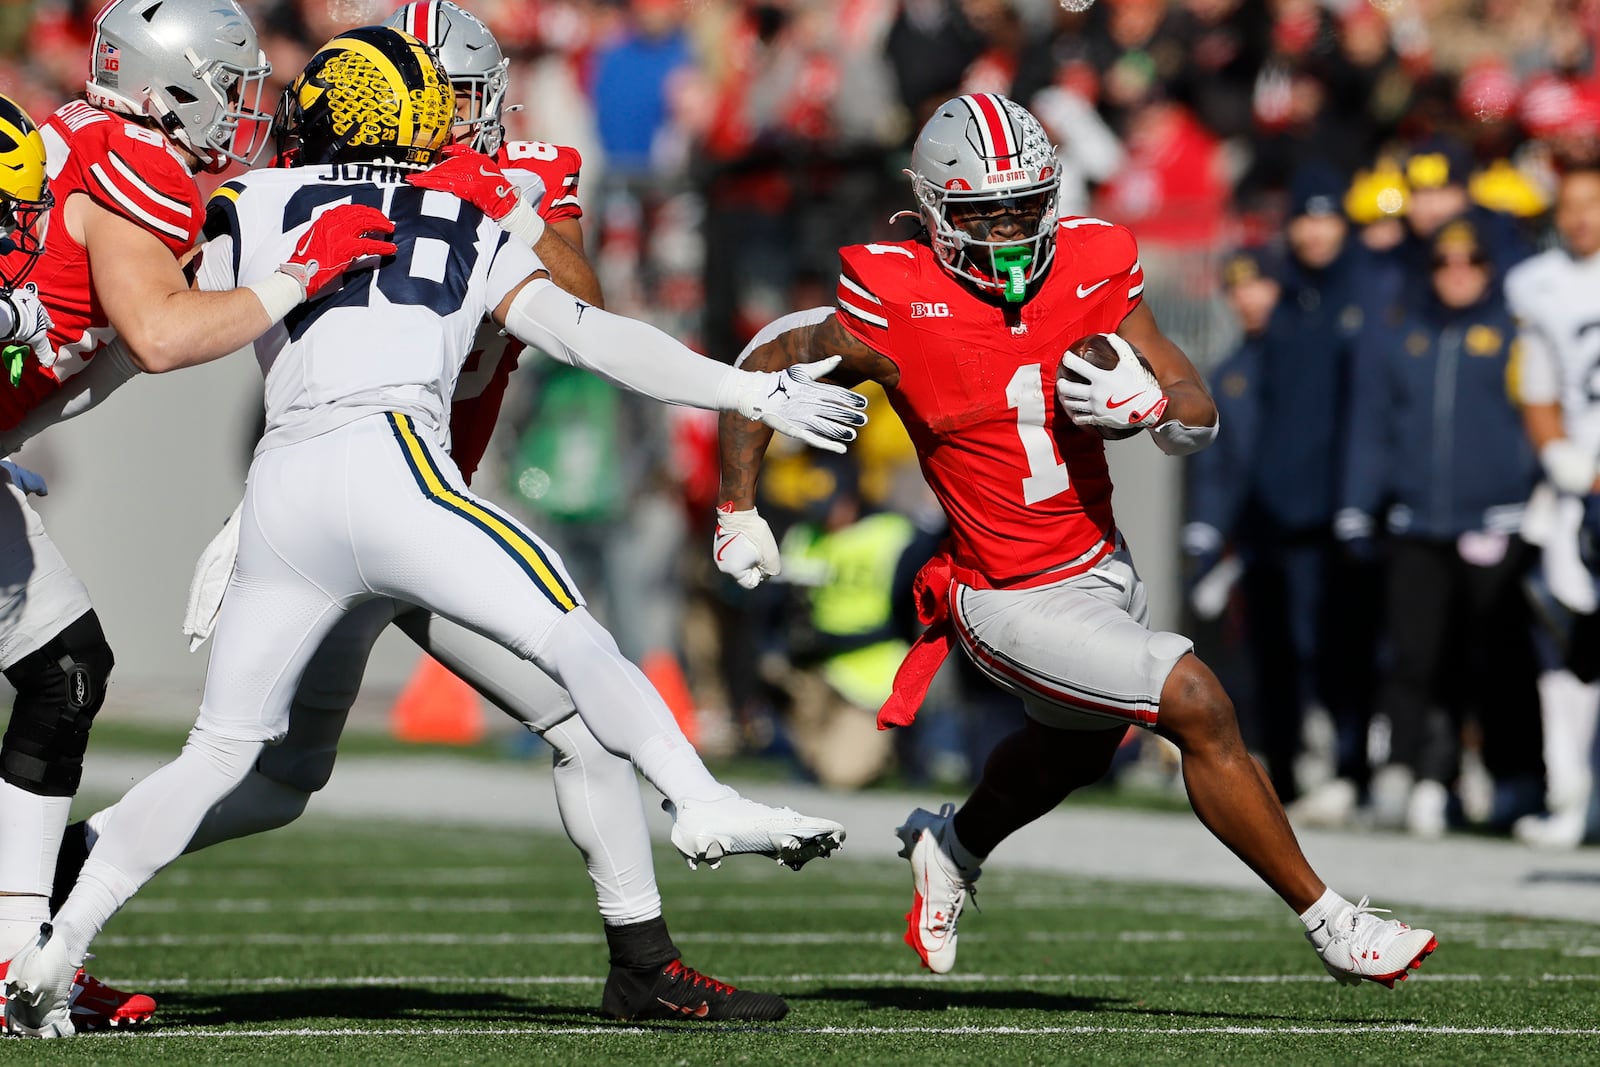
834, 218, 1145, 587
448, 139, 585, 483
0, 101, 202, 431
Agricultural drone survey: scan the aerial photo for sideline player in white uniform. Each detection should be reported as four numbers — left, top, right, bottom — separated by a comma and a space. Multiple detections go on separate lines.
54, 1, 802, 1021
5, 26, 864, 1037
0, 0, 405, 1032
1508, 162, 1600, 848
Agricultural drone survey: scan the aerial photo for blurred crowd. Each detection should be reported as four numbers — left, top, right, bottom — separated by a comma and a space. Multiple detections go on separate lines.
3, 0, 1600, 843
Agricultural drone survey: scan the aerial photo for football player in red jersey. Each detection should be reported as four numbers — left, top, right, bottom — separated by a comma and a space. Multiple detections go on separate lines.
382, 0, 601, 480
0, 0, 399, 1036
49, 2, 805, 1024
717, 94, 1439, 988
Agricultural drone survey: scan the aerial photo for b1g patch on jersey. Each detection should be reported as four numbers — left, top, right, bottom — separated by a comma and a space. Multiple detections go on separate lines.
910, 301, 951, 319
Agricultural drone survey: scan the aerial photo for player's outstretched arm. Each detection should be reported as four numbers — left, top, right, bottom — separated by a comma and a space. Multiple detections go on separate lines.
491, 278, 866, 452
84, 199, 394, 373
537, 219, 603, 308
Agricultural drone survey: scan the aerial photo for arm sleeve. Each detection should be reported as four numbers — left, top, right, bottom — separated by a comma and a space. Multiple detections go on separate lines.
501, 277, 740, 408
0, 339, 141, 455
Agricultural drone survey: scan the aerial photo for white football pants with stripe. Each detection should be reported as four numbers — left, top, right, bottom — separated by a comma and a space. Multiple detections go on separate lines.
62, 412, 723, 940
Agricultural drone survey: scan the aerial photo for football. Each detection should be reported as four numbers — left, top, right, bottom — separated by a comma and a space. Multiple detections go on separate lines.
1059, 333, 1150, 440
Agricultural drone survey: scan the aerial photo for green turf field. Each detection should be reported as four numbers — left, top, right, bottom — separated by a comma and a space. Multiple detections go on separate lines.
11, 812, 1599, 1065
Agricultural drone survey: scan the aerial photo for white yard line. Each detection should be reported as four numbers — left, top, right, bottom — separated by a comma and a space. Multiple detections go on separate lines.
76, 1023, 1600, 1039
100, 972, 1600, 989
96, 931, 904, 947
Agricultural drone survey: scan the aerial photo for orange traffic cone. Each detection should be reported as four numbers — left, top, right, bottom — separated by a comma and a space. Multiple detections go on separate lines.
391, 654, 486, 745
640, 649, 699, 749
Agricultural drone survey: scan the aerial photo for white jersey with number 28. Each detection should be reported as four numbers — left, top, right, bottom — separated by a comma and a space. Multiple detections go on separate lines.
198, 163, 543, 455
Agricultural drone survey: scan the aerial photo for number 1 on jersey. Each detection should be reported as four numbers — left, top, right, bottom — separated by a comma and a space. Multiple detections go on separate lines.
1007, 364, 1071, 505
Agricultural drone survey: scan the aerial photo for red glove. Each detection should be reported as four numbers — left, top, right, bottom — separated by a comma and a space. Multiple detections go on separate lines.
278, 204, 397, 300
405, 143, 521, 221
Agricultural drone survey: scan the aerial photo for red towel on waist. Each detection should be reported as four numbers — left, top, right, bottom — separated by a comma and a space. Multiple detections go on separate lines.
876, 554, 956, 730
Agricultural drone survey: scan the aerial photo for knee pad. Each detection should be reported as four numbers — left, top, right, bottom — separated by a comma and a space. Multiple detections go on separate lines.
1, 611, 115, 796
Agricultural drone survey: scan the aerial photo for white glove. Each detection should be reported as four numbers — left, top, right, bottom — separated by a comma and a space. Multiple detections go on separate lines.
1540, 438, 1598, 497
1057, 334, 1168, 432
0, 459, 46, 496
719, 355, 868, 454
0, 283, 57, 372
182, 501, 242, 652
713, 505, 780, 589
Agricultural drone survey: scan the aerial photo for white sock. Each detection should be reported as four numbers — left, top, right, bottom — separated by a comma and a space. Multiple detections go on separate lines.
0, 784, 69, 895
1538, 671, 1600, 812
1298, 887, 1353, 945
544, 716, 664, 923
0, 784, 70, 955
632, 733, 732, 805
0, 894, 49, 958
54, 857, 139, 964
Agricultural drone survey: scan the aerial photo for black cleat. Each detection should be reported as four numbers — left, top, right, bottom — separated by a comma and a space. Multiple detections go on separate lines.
600, 959, 789, 1022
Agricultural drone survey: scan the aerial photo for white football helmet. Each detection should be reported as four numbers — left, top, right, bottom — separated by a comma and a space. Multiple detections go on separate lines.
906, 94, 1060, 297
86, 0, 271, 172
385, 1, 511, 155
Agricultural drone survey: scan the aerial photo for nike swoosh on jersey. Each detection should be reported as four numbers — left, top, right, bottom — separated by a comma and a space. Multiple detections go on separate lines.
1077, 279, 1110, 298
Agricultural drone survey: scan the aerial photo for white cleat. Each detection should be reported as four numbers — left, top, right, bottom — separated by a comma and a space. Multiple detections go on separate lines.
664, 794, 845, 871
895, 804, 979, 975
1307, 897, 1437, 988
3, 924, 79, 1038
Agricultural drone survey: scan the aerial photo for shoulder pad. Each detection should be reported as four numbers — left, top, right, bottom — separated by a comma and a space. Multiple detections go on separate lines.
837, 242, 920, 335
496, 141, 583, 219
73, 116, 202, 249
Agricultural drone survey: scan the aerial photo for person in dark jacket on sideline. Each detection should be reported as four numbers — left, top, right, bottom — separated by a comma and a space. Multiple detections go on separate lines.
1339, 218, 1545, 836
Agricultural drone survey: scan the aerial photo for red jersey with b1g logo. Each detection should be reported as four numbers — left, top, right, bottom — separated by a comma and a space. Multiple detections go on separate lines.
0, 101, 202, 431
834, 218, 1145, 588
447, 139, 585, 483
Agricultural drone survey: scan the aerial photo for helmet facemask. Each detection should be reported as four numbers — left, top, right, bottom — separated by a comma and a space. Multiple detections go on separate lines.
86, 0, 272, 174
0, 96, 50, 288
905, 94, 1061, 303
451, 61, 509, 154
913, 175, 1059, 303
382, 1, 511, 154
153, 47, 272, 172
0, 190, 51, 289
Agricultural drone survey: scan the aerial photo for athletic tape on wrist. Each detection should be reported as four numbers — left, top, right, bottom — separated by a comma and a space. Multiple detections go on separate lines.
249, 271, 306, 325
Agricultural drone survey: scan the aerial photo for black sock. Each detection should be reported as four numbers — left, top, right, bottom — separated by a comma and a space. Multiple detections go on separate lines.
50, 820, 92, 914
603, 916, 679, 972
